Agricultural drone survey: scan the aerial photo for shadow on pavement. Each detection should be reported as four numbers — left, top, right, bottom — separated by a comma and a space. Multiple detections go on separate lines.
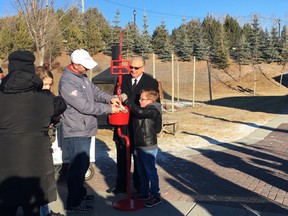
53, 137, 184, 216
207, 95, 288, 114
157, 147, 288, 215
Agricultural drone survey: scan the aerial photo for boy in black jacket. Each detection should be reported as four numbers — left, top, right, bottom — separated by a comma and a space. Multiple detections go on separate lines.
122, 89, 162, 208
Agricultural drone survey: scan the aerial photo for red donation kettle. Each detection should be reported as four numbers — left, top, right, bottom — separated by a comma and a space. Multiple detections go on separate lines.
109, 106, 130, 125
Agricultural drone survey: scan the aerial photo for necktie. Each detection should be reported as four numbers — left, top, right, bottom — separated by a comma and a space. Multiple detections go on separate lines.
132, 79, 137, 91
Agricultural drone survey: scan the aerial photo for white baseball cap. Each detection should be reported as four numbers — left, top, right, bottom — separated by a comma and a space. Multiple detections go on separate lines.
71, 49, 97, 70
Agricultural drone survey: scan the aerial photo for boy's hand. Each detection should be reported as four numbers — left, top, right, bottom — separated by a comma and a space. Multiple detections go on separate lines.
120, 93, 128, 102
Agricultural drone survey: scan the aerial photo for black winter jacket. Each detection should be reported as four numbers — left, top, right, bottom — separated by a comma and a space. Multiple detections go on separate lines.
124, 100, 162, 147
113, 73, 159, 149
0, 70, 66, 206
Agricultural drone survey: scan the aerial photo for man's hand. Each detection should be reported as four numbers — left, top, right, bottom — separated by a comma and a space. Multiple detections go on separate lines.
111, 103, 121, 114
110, 97, 121, 105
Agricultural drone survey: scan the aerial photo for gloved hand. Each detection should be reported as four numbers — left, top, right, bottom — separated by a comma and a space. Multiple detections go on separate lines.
120, 93, 128, 102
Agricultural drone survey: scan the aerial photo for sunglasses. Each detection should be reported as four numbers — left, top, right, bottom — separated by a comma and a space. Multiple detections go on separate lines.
130, 65, 143, 70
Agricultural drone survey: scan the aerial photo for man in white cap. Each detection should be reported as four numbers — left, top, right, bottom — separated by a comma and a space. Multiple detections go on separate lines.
59, 49, 121, 213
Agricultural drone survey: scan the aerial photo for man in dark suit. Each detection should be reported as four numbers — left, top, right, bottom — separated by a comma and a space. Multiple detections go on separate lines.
107, 56, 160, 194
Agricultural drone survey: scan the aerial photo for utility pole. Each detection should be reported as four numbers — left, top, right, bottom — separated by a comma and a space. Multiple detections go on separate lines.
278, 19, 281, 38
82, 0, 85, 14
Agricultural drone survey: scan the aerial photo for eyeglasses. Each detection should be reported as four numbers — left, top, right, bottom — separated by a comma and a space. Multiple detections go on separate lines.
139, 98, 149, 102
130, 65, 143, 70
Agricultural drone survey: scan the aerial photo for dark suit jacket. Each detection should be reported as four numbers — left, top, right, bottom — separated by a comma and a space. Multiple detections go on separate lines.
113, 72, 159, 147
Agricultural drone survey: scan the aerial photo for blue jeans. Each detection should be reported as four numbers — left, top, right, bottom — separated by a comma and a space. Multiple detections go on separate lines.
136, 147, 160, 198
65, 137, 91, 208
40, 204, 50, 216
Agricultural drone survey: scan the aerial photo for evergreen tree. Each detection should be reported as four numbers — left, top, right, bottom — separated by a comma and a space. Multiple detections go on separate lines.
261, 27, 279, 63
112, 9, 121, 43
172, 19, 193, 61
65, 22, 86, 53
242, 23, 253, 41
57, 8, 72, 42
57, 7, 85, 56
13, 16, 34, 51
211, 26, 229, 69
270, 26, 281, 62
223, 15, 241, 58
152, 20, 172, 61
248, 15, 262, 64
235, 33, 251, 65
202, 15, 219, 52
0, 21, 13, 59
202, 15, 228, 68
279, 25, 288, 64
259, 28, 270, 62
104, 9, 121, 55
84, 8, 105, 55
123, 22, 139, 57
189, 20, 210, 60
133, 13, 153, 57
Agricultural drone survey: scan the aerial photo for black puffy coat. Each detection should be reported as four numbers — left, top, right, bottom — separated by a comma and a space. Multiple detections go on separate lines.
0, 70, 66, 206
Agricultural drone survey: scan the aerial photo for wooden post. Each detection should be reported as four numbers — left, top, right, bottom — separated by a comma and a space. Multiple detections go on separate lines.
207, 61, 212, 101
158, 81, 164, 101
192, 56, 196, 107
253, 69, 256, 96
177, 61, 180, 103
279, 73, 283, 87
153, 53, 156, 79
171, 54, 174, 112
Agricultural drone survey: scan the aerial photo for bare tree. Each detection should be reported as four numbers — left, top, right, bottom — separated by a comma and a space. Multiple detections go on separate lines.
12, 0, 78, 65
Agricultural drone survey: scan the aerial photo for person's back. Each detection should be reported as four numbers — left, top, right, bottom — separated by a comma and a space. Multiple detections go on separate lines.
0, 50, 66, 216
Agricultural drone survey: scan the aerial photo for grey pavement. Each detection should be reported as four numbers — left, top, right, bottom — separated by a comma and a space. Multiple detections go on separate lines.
19, 107, 288, 215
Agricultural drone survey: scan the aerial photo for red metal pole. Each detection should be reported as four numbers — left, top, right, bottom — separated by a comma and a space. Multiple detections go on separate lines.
111, 29, 143, 211
117, 127, 131, 201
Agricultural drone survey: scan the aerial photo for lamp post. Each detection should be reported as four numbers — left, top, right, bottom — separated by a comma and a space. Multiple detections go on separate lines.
133, 9, 136, 26
278, 19, 281, 38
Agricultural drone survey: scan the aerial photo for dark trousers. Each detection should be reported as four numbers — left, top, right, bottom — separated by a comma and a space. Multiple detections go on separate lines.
0, 204, 41, 216
115, 142, 140, 191
65, 137, 91, 208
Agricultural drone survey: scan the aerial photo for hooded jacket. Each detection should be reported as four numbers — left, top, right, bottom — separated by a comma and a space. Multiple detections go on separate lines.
0, 51, 66, 207
0, 50, 66, 207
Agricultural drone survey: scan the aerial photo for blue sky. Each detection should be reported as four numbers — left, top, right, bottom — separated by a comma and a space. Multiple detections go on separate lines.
1, 0, 288, 33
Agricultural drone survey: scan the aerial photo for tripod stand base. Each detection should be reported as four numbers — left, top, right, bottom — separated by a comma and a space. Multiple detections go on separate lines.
113, 198, 144, 211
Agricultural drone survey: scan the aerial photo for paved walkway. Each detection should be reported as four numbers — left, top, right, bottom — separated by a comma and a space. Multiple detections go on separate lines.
48, 108, 288, 215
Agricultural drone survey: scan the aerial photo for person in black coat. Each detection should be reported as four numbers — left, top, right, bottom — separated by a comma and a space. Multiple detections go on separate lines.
107, 56, 160, 194
0, 50, 66, 216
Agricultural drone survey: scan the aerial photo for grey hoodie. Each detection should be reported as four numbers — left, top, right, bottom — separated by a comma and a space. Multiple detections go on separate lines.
59, 66, 114, 138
